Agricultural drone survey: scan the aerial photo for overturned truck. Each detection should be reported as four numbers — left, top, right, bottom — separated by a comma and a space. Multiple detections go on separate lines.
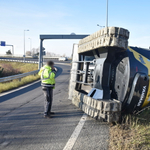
69, 27, 150, 122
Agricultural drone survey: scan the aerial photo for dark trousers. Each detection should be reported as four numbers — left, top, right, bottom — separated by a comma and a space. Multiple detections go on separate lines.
42, 87, 53, 115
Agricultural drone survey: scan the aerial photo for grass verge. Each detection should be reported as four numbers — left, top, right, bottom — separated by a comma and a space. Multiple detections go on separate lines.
109, 108, 150, 150
0, 61, 40, 93
0, 61, 38, 77
0, 74, 40, 93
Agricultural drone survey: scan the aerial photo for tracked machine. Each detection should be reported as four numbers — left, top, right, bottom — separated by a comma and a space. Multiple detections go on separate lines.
68, 27, 150, 122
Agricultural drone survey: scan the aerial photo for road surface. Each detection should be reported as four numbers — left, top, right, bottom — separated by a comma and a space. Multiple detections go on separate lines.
0, 64, 109, 150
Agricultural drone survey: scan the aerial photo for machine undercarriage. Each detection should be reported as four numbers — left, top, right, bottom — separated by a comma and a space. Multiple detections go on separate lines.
69, 27, 150, 122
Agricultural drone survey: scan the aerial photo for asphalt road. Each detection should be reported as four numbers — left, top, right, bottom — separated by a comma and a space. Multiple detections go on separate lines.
0, 64, 109, 150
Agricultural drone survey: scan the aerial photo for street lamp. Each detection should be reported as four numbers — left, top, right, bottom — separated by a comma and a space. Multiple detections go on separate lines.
28, 38, 32, 52
106, 0, 108, 27
24, 29, 29, 62
97, 24, 105, 28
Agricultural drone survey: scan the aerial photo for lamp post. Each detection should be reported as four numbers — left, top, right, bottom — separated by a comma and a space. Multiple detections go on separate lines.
106, 0, 108, 28
28, 38, 32, 52
24, 29, 29, 62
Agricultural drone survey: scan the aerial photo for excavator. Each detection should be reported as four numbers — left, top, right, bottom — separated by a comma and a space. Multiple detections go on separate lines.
68, 27, 150, 122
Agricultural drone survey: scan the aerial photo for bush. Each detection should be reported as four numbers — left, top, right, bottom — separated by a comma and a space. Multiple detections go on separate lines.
0, 67, 4, 77
0, 61, 39, 93
0, 63, 20, 77
0, 61, 38, 77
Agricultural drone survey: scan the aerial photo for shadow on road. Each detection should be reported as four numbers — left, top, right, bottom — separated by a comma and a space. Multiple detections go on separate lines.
0, 67, 63, 103
52, 111, 83, 118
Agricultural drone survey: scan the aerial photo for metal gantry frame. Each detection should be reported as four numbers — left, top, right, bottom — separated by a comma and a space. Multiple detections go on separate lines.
38, 34, 89, 69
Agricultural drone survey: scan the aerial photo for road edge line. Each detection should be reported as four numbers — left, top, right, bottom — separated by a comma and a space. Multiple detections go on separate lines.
0, 65, 63, 97
63, 113, 87, 150
0, 80, 41, 97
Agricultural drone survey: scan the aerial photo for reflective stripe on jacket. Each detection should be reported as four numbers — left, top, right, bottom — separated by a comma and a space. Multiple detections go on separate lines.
38, 65, 56, 86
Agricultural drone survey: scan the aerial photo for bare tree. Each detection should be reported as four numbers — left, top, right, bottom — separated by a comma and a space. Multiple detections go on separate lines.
62, 53, 66, 57
46, 52, 52, 57
31, 48, 36, 55
26, 51, 31, 56
35, 47, 39, 54
6, 50, 12, 55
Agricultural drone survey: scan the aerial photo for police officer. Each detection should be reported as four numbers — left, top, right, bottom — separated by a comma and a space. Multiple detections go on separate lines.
38, 61, 57, 118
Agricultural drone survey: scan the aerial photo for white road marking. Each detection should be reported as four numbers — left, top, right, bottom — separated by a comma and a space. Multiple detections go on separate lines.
0, 80, 41, 97
1, 141, 10, 147
63, 113, 87, 150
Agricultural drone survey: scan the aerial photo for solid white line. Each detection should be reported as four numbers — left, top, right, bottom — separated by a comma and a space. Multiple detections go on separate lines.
63, 114, 87, 150
0, 80, 41, 97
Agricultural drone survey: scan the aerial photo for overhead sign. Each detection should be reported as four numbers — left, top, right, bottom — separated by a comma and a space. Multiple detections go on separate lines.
1, 41, 6, 46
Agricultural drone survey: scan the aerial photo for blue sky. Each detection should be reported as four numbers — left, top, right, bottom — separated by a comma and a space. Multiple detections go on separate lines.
0, 0, 150, 56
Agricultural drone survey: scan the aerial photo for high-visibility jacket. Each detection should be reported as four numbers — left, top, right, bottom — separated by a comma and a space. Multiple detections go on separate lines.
38, 65, 56, 87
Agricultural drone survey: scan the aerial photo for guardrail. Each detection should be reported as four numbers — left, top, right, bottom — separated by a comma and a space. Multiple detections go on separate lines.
0, 70, 39, 83
0, 56, 60, 60
0, 59, 39, 83
0, 59, 38, 64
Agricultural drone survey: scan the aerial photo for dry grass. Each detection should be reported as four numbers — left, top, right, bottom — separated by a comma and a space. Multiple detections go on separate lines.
0, 61, 40, 93
0, 61, 38, 77
109, 108, 150, 150
0, 74, 40, 93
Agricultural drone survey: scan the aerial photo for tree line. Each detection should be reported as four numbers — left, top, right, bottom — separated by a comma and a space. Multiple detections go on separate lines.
5, 48, 66, 57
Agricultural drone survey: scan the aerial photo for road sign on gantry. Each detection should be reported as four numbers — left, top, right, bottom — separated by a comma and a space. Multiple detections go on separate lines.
0, 41, 6, 46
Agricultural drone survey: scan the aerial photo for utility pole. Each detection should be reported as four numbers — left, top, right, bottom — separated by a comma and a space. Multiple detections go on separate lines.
24, 29, 29, 62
